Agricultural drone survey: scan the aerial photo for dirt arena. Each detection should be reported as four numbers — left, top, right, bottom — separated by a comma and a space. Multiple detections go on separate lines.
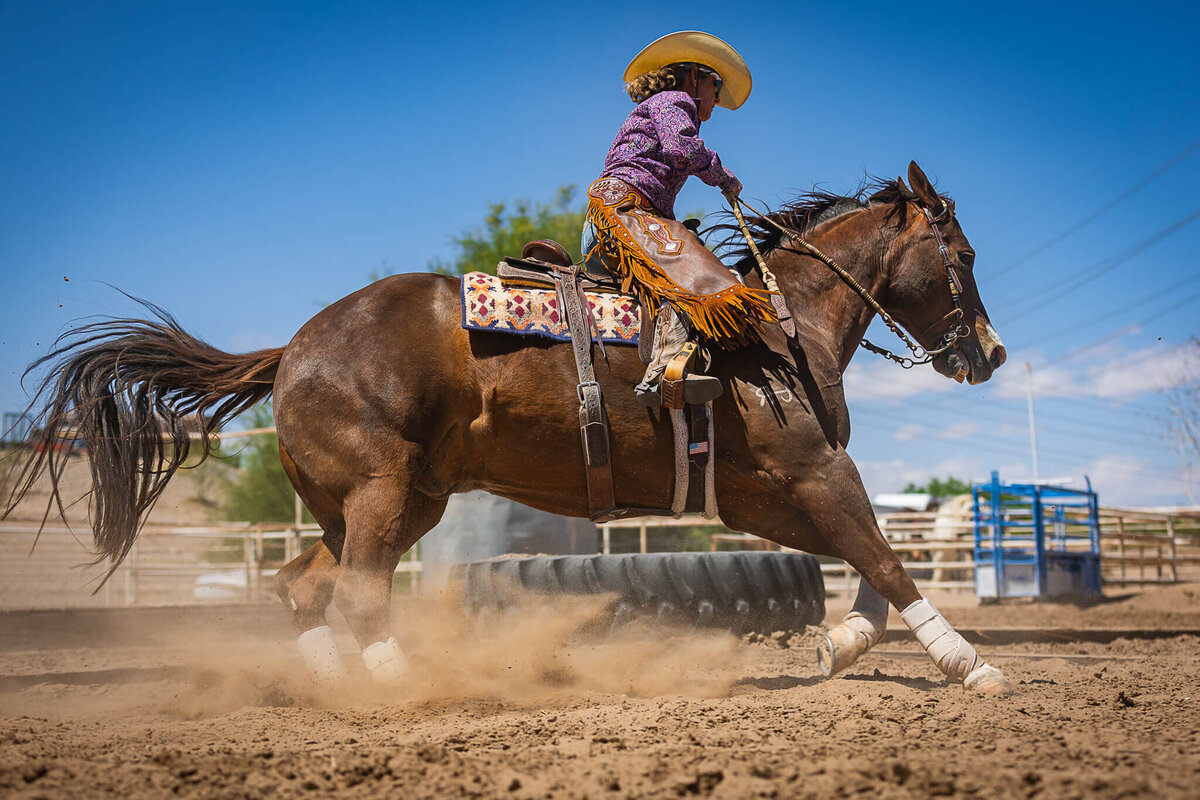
1, 583, 1198, 799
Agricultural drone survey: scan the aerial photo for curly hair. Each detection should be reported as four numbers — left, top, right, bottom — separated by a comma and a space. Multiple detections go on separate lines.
625, 64, 694, 103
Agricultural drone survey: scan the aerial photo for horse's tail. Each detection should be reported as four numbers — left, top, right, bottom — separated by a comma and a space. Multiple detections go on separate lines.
3, 297, 283, 583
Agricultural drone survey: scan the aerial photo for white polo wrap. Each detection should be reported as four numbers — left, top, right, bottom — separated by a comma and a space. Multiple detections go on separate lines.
900, 598, 981, 683
297, 625, 348, 683
842, 610, 886, 644
817, 582, 890, 677
362, 636, 409, 684
846, 579, 890, 646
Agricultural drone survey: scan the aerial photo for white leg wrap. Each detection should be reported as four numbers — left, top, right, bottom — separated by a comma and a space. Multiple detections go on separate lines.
817, 582, 889, 677
361, 636, 409, 684
900, 598, 982, 683
297, 625, 349, 684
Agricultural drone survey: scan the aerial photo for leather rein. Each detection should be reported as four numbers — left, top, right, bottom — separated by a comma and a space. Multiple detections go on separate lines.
729, 195, 970, 369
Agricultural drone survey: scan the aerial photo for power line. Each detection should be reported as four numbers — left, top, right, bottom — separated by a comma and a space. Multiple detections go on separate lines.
861, 401, 1159, 456
852, 413, 1186, 482
1044, 293, 1200, 367
990, 136, 1200, 280
1014, 277, 1200, 349
997, 207, 1200, 323
880, 389, 1165, 441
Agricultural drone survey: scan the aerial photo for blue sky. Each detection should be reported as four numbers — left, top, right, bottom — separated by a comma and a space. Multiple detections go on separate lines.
2, 1, 1198, 505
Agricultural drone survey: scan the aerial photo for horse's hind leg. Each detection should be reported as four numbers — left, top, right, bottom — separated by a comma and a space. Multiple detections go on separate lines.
275, 541, 346, 682
334, 479, 447, 684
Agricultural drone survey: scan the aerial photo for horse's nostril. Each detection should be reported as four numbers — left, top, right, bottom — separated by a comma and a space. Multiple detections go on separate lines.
990, 345, 1008, 369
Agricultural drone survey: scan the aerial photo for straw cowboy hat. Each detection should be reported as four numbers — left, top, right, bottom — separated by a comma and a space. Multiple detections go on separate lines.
623, 31, 752, 110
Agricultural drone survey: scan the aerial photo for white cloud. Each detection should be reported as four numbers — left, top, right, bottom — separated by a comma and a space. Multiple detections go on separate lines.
853, 459, 935, 498
852, 450, 1191, 508
845, 340, 1199, 407
992, 343, 1200, 401
894, 423, 923, 441
1074, 454, 1193, 506
843, 357, 956, 401
939, 420, 981, 440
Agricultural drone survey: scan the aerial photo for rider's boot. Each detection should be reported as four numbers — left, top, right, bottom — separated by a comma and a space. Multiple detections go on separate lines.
635, 305, 723, 407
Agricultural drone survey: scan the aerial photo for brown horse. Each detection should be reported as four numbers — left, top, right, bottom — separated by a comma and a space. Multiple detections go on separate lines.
5, 162, 1010, 692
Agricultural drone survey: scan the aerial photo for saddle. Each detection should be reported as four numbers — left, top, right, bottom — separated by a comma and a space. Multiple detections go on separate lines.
498, 240, 653, 363
495, 240, 719, 523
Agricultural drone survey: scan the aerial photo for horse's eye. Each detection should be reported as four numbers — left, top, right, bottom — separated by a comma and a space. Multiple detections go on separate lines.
958, 251, 975, 269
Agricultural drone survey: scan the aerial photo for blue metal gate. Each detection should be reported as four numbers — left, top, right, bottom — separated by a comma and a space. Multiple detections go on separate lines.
973, 471, 1102, 599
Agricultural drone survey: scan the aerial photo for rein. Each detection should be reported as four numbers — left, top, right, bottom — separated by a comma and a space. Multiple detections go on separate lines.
728, 195, 969, 369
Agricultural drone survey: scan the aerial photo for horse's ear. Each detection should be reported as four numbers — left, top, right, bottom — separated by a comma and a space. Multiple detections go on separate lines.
896, 176, 909, 193
907, 161, 940, 209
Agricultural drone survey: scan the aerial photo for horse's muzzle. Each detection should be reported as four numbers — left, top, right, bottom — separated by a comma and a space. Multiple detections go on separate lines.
956, 318, 1007, 385
933, 350, 968, 382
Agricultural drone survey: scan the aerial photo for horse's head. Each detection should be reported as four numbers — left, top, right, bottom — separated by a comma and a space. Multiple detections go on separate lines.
881, 161, 1006, 384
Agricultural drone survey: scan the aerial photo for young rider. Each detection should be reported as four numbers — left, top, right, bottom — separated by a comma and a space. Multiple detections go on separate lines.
582, 31, 776, 406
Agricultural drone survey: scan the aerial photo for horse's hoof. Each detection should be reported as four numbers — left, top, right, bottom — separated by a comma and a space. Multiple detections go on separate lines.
816, 625, 870, 677
297, 625, 349, 685
362, 637, 410, 685
963, 663, 1015, 696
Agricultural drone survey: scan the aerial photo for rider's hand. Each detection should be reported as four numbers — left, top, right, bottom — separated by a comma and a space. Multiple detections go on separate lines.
723, 179, 743, 202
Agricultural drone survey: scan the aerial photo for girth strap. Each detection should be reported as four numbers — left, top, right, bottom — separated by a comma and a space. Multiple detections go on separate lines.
558, 263, 617, 518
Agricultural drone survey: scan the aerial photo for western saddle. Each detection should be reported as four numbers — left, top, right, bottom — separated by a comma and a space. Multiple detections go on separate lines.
495, 240, 718, 523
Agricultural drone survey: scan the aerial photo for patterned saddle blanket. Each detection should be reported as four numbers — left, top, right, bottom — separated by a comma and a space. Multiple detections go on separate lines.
460, 271, 640, 345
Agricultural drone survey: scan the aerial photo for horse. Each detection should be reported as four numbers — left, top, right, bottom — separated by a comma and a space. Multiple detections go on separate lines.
4, 162, 1011, 693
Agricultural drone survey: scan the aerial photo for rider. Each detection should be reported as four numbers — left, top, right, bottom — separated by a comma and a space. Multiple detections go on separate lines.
582, 31, 777, 407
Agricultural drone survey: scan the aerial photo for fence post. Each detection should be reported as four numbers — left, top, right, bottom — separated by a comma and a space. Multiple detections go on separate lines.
639, 522, 647, 554
1168, 516, 1178, 583
602, 526, 611, 556
1116, 516, 1126, 584
256, 526, 265, 600
244, 526, 258, 603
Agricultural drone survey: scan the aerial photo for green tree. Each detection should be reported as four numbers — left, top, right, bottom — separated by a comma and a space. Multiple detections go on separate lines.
427, 185, 585, 276
903, 476, 972, 497
220, 403, 313, 524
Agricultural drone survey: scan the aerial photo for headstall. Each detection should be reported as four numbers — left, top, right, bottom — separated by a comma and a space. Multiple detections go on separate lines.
732, 195, 971, 370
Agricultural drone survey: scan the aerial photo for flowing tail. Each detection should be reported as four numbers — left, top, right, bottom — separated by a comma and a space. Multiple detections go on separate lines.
2, 298, 283, 583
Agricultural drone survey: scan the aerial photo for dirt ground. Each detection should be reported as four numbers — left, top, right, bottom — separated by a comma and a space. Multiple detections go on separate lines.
0, 584, 1198, 799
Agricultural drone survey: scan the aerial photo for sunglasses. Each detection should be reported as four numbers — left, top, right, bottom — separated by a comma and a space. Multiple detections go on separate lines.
693, 65, 723, 102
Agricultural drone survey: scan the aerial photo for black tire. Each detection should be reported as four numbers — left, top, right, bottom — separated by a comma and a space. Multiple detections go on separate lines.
451, 552, 825, 633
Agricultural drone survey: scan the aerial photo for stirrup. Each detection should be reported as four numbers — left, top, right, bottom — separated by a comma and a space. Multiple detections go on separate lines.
636, 376, 723, 407
638, 342, 723, 408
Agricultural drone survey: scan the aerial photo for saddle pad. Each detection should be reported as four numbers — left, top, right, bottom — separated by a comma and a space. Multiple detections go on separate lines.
460, 271, 640, 345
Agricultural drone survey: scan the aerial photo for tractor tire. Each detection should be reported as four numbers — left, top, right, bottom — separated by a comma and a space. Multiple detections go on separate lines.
451, 552, 825, 633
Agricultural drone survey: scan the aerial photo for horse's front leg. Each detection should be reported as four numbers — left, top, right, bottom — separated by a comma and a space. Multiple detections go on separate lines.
817, 578, 890, 677
729, 451, 1012, 694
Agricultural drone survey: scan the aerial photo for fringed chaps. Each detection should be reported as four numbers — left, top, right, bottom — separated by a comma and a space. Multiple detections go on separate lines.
584, 177, 777, 348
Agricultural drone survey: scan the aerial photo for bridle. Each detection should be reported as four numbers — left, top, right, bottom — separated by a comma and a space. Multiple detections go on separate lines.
730, 195, 971, 370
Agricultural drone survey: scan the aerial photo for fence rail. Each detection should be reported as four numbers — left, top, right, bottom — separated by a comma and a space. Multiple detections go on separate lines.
0, 521, 422, 610
1, 504, 1196, 609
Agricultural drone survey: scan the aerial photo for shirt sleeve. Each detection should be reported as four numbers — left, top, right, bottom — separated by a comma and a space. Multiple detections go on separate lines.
650, 93, 740, 193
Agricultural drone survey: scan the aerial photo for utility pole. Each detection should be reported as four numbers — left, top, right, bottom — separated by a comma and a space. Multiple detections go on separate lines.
1025, 362, 1041, 481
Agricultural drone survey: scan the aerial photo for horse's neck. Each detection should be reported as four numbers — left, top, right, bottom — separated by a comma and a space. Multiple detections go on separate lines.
771, 207, 887, 374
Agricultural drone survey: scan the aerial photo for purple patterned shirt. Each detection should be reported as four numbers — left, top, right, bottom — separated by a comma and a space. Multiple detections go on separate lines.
598, 91, 739, 220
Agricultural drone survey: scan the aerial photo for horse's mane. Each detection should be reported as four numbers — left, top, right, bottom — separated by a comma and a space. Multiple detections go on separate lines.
714, 176, 945, 274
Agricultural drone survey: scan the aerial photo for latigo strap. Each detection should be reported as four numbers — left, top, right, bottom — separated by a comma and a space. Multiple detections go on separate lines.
558, 263, 616, 518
